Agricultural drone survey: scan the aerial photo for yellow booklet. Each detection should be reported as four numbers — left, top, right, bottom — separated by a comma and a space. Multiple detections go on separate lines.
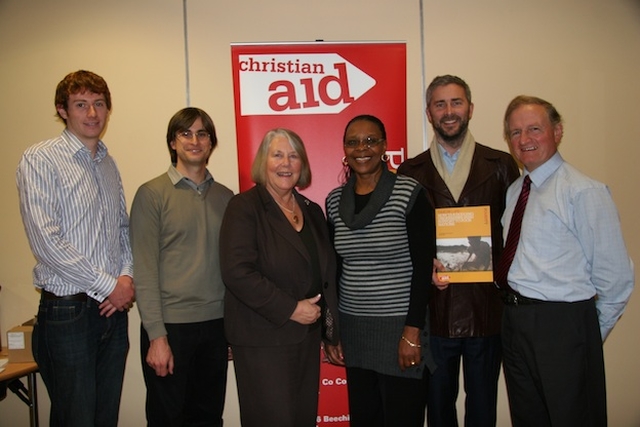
435, 206, 493, 283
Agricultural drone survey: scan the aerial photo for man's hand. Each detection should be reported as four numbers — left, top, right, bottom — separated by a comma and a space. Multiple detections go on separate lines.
99, 299, 118, 317
290, 294, 322, 325
100, 275, 135, 316
146, 336, 174, 377
432, 258, 450, 290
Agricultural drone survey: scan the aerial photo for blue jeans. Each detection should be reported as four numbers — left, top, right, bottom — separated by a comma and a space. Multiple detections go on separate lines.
33, 295, 129, 427
427, 335, 502, 427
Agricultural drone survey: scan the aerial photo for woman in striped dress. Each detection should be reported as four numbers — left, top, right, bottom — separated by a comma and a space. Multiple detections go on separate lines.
324, 115, 436, 427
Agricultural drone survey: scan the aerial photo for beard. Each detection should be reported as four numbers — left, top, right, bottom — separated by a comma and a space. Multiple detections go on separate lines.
433, 114, 470, 146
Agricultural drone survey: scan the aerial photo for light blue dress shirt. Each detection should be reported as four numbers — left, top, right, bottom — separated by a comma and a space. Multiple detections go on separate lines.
502, 152, 634, 340
436, 142, 460, 173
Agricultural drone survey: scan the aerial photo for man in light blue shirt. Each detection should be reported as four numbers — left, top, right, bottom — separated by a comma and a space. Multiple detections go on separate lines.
500, 95, 634, 427
16, 70, 135, 427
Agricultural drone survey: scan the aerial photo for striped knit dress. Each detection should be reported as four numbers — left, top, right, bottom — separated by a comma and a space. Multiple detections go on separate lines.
326, 168, 434, 378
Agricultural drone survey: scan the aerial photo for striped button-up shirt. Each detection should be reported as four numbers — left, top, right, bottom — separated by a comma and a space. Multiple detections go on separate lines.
16, 129, 133, 302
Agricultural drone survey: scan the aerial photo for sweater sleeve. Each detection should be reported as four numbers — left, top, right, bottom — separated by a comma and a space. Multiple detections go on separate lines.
130, 183, 167, 341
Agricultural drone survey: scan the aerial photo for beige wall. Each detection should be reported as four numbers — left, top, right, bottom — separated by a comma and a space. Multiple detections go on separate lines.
1, 0, 639, 425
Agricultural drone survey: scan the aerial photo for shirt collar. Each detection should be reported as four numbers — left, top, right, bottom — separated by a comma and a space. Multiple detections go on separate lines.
63, 129, 108, 161
167, 165, 213, 186
436, 141, 461, 161
526, 151, 564, 187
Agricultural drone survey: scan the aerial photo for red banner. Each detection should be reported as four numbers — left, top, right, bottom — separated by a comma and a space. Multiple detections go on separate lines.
317, 349, 350, 426
231, 41, 407, 427
231, 42, 407, 201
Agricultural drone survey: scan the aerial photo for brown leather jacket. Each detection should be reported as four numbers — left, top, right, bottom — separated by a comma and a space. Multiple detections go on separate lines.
398, 143, 520, 337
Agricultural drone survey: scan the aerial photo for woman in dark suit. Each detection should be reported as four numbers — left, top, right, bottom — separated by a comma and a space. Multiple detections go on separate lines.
220, 128, 339, 427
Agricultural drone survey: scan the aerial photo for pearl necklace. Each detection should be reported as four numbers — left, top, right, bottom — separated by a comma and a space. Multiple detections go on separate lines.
274, 196, 299, 224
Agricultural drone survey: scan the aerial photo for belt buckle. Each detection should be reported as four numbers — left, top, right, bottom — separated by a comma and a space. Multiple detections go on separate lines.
504, 292, 520, 306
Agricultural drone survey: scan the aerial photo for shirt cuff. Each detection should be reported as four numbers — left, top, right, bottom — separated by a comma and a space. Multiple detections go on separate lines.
88, 271, 117, 302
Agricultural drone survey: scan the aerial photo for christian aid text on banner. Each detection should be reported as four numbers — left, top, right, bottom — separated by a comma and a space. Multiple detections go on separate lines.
231, 41, 408, 427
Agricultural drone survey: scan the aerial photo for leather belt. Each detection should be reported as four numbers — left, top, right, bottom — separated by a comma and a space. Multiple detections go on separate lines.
42, 290, 88, 302
501, 292, 545, 306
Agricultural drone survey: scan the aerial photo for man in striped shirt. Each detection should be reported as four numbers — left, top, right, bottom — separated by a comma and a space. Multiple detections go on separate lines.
16, 70, 135, 427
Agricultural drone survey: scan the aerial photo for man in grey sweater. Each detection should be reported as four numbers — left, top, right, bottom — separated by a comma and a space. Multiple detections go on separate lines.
130, 107, 233, 426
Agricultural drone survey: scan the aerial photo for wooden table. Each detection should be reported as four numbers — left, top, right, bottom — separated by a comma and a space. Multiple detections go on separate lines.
0, 348, 39, 427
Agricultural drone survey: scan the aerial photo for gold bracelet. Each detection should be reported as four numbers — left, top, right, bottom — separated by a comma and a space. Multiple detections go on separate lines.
401, 335, 421, 348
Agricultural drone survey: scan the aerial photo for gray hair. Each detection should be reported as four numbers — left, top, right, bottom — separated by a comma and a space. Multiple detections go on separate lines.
251, 128, 312, 189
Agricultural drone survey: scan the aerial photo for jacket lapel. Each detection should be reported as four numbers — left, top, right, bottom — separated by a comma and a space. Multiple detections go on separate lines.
459, 145, 500, 197
258, 185, 310, 262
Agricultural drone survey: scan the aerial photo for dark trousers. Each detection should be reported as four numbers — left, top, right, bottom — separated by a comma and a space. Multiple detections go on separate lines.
427, 335, 502, 427
231, 326, 321, 427
141, 319, 228, 427
502, 298, 606, 427
346, 366, 428, 427
33, 296, 129, 427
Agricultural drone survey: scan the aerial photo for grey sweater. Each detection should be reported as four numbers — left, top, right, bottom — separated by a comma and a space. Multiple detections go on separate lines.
130, 168, 233, 340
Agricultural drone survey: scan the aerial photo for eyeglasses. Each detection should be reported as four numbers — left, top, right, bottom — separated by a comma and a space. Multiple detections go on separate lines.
177, 130, 210, 141
344, 137, 385, 149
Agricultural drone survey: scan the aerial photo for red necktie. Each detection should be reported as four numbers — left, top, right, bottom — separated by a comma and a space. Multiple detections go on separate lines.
495, 175, 531, 290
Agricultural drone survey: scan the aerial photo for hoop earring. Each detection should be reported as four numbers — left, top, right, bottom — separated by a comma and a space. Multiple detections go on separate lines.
381, 153, 390, 162
341, 156, 349, 166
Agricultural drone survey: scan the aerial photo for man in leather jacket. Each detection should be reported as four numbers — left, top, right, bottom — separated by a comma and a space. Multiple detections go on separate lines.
398, 75, 519, 427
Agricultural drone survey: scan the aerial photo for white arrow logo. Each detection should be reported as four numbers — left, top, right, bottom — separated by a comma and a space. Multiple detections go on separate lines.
238, 53, 377, 116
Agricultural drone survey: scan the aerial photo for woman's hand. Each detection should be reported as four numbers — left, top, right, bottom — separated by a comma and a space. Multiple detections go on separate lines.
290, 294, 322, 325
398, 325, 422, 371
324, 342, 345, 366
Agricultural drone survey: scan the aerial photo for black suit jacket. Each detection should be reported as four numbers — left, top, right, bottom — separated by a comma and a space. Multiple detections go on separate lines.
220, 184, 339, 347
